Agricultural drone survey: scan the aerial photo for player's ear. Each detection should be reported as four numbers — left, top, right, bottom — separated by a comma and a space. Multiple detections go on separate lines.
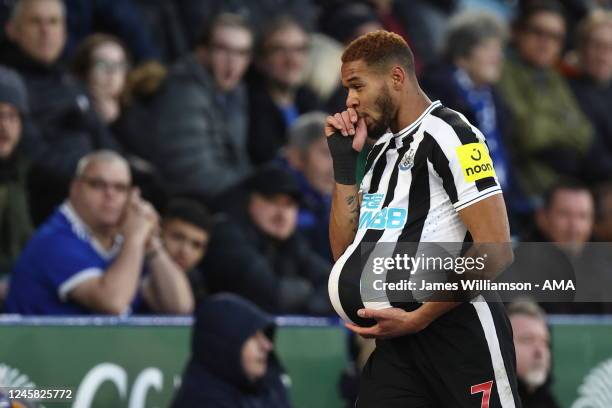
390, 66, 405, 91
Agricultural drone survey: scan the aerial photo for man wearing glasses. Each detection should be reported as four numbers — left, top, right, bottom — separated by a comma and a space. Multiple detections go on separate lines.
247, 15, 320, 164
138, 12, 254, 204
499, 0, 612, 200
5, 150, 194, 315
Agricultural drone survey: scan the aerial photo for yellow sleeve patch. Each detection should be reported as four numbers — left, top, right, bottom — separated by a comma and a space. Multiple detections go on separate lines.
456, 143, 496, 182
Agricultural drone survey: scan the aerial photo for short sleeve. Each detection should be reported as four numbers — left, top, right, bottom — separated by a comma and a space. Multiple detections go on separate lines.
428, 109, 502, 212
37, 233, 105, 301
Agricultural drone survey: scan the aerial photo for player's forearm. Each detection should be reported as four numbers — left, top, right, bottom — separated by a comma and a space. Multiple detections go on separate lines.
329, 183, 360, 261
458, 194, 513, 282
147, 247, 195, 314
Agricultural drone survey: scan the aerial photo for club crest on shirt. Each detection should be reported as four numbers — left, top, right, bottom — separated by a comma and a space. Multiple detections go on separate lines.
399, 148, 416, 171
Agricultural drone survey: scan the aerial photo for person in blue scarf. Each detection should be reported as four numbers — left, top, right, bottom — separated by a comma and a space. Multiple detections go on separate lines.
420, 10, 530, 235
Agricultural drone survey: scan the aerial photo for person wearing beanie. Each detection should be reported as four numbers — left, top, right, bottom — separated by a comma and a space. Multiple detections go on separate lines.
0, 65, 33, 309
202, 164, 333, 315
171, 293, 292, 408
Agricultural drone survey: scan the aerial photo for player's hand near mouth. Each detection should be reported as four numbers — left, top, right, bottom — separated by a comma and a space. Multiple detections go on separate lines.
325, 107, 368, 152
325, 108, 368, 261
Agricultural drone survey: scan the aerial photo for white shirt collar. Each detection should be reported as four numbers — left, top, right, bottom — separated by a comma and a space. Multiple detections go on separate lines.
60, 201, 123, 260
374, 100, 442, 147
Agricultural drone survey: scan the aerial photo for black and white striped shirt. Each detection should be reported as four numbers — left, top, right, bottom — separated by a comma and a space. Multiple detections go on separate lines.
329, 100, 503, 324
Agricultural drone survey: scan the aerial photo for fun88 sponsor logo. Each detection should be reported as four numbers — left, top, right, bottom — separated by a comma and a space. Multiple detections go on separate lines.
359, 193, 407, 230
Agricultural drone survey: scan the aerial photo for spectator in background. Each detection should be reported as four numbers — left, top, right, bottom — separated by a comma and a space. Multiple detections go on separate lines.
161, 198, 212, 303
499, 1, 612, 201
5, 150, 194, 315
570, 10, 612, 156
127, 13, 253, 202
421, 11, 530, 233
507, 300, 560, 408
530, 180, 594, 248
1, 0, 119, 223
593, 182, 612, 242
71, 33, 130, 126
171, 293, 292, 408
174, 0, 317, 50
247, 15, 320, 164
203, 165, 332, 315
0, 66, 32, 307
71, 33, 167, 205
283, 112, 334, 260
505, 181, 612, 314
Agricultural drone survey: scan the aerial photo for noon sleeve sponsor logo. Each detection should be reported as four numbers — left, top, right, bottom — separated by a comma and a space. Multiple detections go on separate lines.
456, 143, 496, 182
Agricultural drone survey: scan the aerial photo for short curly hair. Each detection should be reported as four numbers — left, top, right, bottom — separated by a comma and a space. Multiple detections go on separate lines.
341, 30, 415, 74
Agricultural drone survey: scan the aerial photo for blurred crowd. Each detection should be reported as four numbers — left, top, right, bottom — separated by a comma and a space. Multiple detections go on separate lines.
0, 0, 610, 406
1, 0, 611, 316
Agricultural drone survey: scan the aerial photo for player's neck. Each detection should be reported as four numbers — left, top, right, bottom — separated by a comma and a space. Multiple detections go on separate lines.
390, 88, 432, 134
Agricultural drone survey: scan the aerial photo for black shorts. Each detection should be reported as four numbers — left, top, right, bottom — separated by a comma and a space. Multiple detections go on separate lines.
356, 298, 521, 408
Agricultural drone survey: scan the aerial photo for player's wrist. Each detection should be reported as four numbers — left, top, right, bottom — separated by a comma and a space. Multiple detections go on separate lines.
327, 132, 358, 185
401, 309, 431, 333
332, 155, 357, 185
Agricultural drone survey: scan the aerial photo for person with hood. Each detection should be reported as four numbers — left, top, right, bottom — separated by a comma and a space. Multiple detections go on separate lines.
171, 293, 292, 408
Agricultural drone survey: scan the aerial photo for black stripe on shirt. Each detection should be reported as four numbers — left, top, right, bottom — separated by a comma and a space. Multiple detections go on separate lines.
339, 229, 383, 327
367, 142, 395, 194
381, 140, 414, 207
430, 106, 498, 192
364, 143, 385, 175
426, 131, 459, 204
398, 135, 432, 243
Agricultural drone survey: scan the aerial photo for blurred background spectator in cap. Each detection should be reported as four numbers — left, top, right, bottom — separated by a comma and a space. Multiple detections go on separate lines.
202, 164, 332, 315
